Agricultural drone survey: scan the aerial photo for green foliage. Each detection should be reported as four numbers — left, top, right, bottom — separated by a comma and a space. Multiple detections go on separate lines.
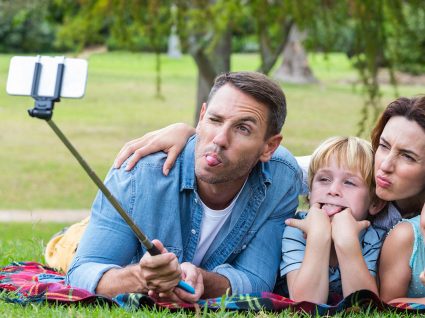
385, 2, 425, 75
0, 0, 56, 52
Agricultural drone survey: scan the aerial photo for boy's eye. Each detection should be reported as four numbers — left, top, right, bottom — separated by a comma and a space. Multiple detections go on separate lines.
318, 177, 330, 182
344, 180, 356, 186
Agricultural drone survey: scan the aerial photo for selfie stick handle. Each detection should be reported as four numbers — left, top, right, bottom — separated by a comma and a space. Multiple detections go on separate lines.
28, 57, 194, 295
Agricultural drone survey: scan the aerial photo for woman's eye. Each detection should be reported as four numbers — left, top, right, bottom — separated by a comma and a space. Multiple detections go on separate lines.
378, 143, 389, 150
402, 153, 415, 162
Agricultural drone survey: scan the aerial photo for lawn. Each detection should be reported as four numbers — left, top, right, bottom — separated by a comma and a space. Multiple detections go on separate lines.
0, 52, 424, 317
0, 51, 423, 209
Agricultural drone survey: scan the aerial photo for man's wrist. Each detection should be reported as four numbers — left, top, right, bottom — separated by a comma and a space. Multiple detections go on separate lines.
96, 264, 148, 297
200, 269, 232, 298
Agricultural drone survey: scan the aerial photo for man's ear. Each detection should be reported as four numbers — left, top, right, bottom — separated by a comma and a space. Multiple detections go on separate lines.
196, 103, 207, 132
368, 197, 387, 216
259, 134, 282, 162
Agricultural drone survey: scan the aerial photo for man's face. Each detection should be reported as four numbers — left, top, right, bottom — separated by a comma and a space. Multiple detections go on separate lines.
195, 84, 279, 185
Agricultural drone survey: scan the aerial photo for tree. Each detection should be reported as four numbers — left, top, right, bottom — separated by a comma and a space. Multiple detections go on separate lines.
41, 0, 425, 130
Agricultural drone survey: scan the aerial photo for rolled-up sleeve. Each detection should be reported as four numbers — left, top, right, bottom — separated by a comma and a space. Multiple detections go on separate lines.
66, 166, 140, 293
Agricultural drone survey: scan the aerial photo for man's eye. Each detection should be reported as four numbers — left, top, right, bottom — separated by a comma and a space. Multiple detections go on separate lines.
237, 125, 250, 133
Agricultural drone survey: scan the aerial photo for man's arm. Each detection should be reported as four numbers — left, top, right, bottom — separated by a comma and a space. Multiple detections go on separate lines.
201, 270, 231, 298
66, 166, 182, 296
96, 240, 181, 298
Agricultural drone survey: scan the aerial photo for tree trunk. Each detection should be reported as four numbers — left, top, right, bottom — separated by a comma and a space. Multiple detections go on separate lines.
192, 29, 232, 124
273, 24, 318, 84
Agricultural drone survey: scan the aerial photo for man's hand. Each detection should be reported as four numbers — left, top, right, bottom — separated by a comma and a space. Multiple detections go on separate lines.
151, 262, 204, 303
139, 240, 182, 294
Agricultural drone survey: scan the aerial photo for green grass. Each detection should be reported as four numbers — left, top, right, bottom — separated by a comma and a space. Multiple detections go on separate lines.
0, 223, 413, 317
0, 51, 423, 209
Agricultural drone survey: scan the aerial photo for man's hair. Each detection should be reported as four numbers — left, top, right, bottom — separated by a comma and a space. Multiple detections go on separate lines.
308, 136, 375, 192
207, 71, 287, 138
371, 95, 425, 153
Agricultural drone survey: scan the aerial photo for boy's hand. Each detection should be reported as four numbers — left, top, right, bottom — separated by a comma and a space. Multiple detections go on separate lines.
331, 208, 370, 246
286, 203, 331, 239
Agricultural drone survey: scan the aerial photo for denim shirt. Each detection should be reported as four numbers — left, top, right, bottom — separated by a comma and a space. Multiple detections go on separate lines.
66, 136, 302, 295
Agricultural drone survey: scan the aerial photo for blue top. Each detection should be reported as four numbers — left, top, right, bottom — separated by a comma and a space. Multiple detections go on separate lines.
66, 136, 302, 294
403, 216, 425, 298
279, 212, 386, 297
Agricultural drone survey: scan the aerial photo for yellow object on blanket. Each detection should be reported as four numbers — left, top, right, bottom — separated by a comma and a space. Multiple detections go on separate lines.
44, 216, 89, 273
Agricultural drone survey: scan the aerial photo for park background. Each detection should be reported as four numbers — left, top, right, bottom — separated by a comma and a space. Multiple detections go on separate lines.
0, 1, 425, 317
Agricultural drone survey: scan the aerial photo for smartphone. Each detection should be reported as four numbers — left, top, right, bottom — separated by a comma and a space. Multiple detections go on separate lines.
6, 56, 88, 99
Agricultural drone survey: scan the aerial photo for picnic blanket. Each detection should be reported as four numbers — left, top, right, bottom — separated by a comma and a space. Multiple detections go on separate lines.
1, 262, 424, 315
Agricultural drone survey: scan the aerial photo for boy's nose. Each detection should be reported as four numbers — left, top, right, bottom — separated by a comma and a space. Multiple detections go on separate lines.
328, 182, 342, 196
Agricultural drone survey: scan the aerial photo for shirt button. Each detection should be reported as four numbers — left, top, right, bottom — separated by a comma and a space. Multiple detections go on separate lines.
194, 198, 198, 203
191, 229, 196, 235
242, 245, 247, 249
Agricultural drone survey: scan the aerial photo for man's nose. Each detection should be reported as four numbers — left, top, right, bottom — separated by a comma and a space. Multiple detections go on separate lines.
212, 127, 230, 149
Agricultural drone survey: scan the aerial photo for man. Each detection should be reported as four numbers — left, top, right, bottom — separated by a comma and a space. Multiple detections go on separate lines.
66, 71, 302, 303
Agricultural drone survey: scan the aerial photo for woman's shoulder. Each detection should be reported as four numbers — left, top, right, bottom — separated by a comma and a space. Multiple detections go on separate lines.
386, 221, 415, 249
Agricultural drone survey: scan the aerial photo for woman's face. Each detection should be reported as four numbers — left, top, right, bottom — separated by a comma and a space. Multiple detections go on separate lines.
374, 116, 425, 210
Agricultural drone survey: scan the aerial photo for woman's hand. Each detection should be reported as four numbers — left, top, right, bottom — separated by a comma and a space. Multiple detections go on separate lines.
114, 123, 195, 174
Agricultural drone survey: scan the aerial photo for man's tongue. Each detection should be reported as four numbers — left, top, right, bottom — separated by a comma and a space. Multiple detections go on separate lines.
206, 155, 221, 167
321, 204, 344, 216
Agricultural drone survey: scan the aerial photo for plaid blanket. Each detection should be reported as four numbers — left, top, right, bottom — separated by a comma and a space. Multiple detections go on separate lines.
1, 262, 424, 315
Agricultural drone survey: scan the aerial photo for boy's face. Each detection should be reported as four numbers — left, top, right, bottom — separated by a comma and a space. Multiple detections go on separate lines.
309, 159, 371, 221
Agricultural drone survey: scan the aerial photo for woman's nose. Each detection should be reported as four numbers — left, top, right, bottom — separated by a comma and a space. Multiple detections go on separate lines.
379, 152, 395, 173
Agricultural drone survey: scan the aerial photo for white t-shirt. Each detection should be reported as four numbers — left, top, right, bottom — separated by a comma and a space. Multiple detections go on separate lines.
192, 183, 246, 266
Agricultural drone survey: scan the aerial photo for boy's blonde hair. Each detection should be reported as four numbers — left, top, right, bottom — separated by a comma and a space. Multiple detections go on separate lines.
308, 136, 374, 191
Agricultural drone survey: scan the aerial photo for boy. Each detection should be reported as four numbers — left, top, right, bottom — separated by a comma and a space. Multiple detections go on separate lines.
280, 136, 386, 304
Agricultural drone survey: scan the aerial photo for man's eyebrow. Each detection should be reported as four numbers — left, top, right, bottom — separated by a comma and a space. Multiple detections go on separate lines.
208, 112, 258, 124
238, 116, 258, 124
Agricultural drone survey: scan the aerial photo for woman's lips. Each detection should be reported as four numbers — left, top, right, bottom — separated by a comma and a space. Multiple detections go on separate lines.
376, 175, 392, 188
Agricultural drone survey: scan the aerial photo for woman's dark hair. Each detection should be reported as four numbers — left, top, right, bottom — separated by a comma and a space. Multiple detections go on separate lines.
371, 95, 425, 152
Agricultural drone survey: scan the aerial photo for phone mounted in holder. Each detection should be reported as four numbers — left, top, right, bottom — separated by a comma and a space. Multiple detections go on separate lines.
28, 56, 64, 120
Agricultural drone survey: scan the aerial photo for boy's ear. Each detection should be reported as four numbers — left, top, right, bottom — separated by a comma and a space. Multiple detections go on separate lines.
368, 197, 387, 216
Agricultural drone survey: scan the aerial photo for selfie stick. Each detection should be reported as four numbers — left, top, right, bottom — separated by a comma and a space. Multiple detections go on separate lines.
27, 56, 194, 295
